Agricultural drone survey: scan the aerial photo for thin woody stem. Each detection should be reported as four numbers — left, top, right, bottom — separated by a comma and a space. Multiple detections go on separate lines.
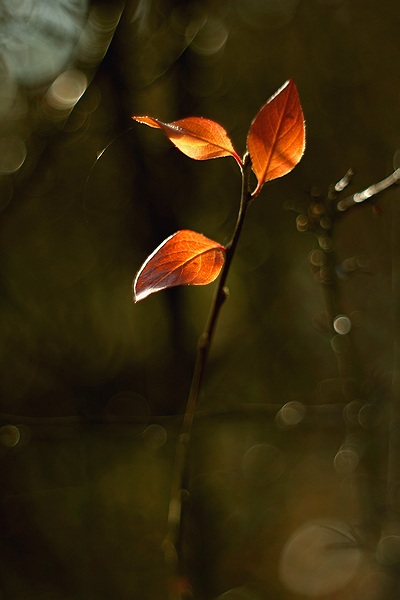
337, 168, 400, 211
182, 152, 252, 435
164, 152, 253, 596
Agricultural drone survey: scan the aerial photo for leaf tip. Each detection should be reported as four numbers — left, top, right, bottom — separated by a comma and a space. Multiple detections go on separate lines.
132, 287, 146, 303
131, 115, 160, 129
132, 274, 146, 303
132, 270, 143, 303
247, 78, 306, 192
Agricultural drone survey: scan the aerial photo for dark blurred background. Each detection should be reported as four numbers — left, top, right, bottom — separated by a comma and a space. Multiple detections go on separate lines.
1, 0, 400, 598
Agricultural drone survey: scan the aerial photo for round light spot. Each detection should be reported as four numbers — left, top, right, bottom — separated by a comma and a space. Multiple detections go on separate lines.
334, 447, 359, 475
241, 443, 286, 484
276, 401, 306, 428
214, 586, 254, 599
309, 249, 326, 267
296, 214, 308, 232
331, 334, 351, 354
0, 136, 26, 174
358, 403, 381, 429
376, 535, 400, 566
343, 401, 363, 427
318, 235, 334, 252
47, 70, 87, 110
104, 391, 150, 426
319, 216, 331, 229
79, 6, 122, 67
142, 424, 167, 449
0, 425, 20, 448
333, 315, 351, 335
188, 18, 228, 56
318, 265, 334, 284
279, 520, 362, 596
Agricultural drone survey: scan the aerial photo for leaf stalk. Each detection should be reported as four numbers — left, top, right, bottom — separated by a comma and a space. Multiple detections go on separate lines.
164, 152, 253, 596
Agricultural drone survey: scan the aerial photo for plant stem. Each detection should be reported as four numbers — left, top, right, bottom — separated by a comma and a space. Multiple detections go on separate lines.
337, 168, 400, 212
163, 152, 253, 597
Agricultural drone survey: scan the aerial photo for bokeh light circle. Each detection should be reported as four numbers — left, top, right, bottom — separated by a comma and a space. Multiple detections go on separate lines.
0, 136, 26, 174
47, 70, 87, 110
279, 520, 362, 596
333, 314, 351, 335
0, 424, 20, 447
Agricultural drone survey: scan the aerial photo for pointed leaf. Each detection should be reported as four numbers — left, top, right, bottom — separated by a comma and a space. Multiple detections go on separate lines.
132, 115, 242, 165
133, 230, 226, 302
247, 79, 305, 196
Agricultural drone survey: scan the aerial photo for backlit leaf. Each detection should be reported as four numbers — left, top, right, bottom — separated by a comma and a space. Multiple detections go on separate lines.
133, 230, 226, 302
247, 79, 305, 196
132, 115, 242, 166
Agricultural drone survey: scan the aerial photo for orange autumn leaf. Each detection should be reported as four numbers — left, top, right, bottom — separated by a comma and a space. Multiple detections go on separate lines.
133, 230, 226, 302
247, 79, 305, 197
132, 115, 242, 166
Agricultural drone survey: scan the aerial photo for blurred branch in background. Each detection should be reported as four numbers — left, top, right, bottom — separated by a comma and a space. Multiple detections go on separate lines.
337, 169, 400, 212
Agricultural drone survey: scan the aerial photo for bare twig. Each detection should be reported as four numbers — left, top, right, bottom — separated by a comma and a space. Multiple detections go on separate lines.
334, 168, 355, 193
337, 168, 400, 212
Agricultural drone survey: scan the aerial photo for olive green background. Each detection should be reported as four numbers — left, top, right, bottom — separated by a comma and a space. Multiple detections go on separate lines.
1, 1, 399, 598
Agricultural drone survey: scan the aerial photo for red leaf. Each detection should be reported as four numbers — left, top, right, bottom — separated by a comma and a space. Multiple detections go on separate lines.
132, 115, 242, 166
133, 230, 226, 302
247, 79, 305, 196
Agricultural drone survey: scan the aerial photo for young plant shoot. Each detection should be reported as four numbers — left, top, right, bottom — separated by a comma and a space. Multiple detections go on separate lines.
131, 79, 305, 598
133, 79, 305, 303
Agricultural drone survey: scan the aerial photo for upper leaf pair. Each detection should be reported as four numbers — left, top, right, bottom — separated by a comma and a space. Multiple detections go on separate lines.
132, 79, 305, 197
